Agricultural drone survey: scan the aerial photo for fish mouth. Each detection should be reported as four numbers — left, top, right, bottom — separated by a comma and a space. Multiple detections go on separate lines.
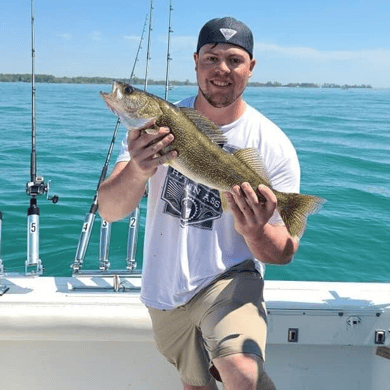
100, 91, 125, 115
100, 85, 137, 117
100, 90, 135, 129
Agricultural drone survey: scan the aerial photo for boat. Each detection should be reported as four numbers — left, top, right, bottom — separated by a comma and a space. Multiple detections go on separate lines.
0, 2, 389, 389
0, 275, 389, 389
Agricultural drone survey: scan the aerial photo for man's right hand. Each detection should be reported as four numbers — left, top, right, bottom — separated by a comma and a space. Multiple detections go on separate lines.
127, 123, 177, 180
98, 123, 177, 223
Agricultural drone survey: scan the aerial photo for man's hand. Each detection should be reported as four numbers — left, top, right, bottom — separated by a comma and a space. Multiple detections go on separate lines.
127, 122, 177, 180
223, 183, 277, 240
223, 183, 298, 264
97, 123, 177, 223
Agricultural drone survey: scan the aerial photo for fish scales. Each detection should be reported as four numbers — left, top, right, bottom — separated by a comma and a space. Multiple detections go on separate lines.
160, 108, 262, 192
100, 81, 325, 238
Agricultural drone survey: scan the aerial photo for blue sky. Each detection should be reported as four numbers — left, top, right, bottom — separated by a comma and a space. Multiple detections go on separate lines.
1, 0, 390, 87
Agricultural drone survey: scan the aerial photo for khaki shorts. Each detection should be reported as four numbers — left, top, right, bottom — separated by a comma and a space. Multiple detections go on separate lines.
148, 260, 268, 386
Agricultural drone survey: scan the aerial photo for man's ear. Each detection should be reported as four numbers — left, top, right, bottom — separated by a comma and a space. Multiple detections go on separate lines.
249, 58, 256, 76
193, 52, 199, 72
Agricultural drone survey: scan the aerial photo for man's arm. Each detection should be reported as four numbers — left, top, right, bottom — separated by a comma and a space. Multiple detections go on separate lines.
223, 183, 299, 264
98, 126, 176, 223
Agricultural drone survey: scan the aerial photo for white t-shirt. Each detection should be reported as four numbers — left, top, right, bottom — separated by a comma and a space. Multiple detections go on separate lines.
116, 96, 300, 310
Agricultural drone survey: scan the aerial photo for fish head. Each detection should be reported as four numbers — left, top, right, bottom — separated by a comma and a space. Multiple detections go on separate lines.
100, 81, 162, 130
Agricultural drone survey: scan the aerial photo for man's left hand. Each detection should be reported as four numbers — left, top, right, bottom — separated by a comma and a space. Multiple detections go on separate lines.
223, 183, 277, 239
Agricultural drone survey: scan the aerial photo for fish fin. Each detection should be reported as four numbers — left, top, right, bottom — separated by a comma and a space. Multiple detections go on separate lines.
179, 107, 227, 146
219, 190, 230, 212
143, 124, 160, 135
233, 148, 272, 186
275, 191, 326, 239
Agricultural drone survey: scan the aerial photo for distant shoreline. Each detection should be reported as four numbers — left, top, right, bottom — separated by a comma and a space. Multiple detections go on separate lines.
0, 73, 373, 89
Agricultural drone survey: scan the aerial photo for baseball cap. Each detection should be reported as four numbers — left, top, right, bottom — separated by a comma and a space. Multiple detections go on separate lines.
196, 17, 254, 58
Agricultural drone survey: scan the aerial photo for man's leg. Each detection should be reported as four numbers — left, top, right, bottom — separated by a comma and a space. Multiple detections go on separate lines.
148, 307, 215, 388
213, 353, 276, 390
186, 261, 276, 390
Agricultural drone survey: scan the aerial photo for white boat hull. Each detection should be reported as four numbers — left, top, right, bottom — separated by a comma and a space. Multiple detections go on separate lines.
0, 276, 389, 389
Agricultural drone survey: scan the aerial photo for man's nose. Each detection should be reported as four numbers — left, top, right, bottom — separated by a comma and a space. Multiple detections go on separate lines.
215, 60, 230, 74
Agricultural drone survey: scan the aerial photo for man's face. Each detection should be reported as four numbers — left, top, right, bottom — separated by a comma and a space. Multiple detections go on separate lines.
194, 43, 256, 108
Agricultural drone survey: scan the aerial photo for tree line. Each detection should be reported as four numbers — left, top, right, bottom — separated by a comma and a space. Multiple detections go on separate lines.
0, 74, 372, 89
0, 73, 194, 85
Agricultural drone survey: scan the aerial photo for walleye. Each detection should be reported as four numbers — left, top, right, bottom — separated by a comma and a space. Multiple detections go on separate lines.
100, 81, 324, 238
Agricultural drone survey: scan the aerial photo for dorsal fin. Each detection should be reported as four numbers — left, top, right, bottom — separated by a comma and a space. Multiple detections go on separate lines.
179, 107, 227, 146
233, 148, 271, 186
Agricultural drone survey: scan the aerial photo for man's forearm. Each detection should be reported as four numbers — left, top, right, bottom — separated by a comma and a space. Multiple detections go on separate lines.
244, 223, 299, 265
98, 161, 147, 223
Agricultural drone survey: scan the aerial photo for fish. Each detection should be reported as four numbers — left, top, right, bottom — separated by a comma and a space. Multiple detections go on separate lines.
100, 81, 325, 238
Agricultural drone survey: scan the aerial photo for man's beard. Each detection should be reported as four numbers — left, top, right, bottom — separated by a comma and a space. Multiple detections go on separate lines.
198, 83, 245, 108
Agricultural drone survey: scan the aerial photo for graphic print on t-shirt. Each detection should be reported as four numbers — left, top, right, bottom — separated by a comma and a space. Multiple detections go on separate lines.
161, 167, 222, 230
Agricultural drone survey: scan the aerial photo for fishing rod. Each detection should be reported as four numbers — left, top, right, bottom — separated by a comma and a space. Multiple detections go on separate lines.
72, 14, 149, 273
122, 0, 155, 273
164, 0, 173, 100
144, 0, 154, 92
25, 0, 58, 275
125, 0, 174, 272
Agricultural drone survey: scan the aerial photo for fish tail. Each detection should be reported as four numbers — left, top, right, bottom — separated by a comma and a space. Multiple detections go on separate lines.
275, 191, 325, 239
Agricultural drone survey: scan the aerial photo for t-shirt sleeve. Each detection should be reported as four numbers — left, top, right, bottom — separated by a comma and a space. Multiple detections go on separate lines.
115, 132, 131, 164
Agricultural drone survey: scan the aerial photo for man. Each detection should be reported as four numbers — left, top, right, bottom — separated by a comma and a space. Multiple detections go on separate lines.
98, 17, 300, 390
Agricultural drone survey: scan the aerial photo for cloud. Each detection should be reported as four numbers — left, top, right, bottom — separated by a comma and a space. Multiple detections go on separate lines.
90, 31, 103, 41
255, 42, 390, 64
171, 36, 197, 48
59, 33, 72, 40
124, 35, 142, 43
156, 35, 197, 50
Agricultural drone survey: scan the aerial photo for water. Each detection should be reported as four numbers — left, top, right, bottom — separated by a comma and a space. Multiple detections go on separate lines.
0, 83, 389, 281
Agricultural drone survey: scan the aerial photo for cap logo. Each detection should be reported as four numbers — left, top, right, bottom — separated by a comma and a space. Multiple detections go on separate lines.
220, 28, 237, 41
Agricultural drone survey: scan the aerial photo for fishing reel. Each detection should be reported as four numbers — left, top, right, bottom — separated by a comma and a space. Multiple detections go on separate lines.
26, 177, 59, 204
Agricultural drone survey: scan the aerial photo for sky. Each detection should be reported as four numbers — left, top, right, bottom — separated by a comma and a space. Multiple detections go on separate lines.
1, 0, 390, 88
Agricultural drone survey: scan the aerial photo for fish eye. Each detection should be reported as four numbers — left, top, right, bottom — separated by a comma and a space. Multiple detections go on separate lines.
124, 85, 133, 94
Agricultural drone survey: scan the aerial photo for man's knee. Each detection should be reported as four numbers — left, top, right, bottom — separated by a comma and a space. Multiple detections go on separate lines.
212, 353, 276, 390
212, 353, 258, 389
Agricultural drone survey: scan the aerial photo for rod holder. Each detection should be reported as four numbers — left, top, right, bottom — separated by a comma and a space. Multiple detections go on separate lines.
126, 207, 140, 272
25, 198, 43, 275
99, 219, 111, 271
72, 212, 96, 272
